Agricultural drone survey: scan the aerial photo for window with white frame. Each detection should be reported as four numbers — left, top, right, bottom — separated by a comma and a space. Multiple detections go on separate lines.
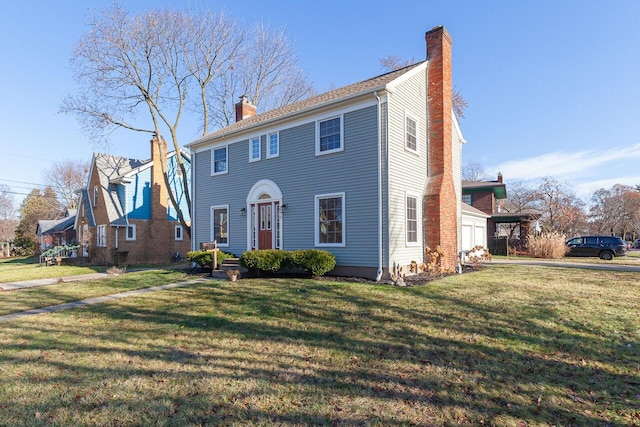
317, 116, 343, 155
211, 205, 229, 246
250, 137, 261, 162
212, 146, 228, 175
267, 132, 279, 158
126, 224, 136, 241
175, 225, 183, 241
316, 192, 345, 246
97, 224, 107, 247
93, 186, 99, 207
406, 195, 419, 244
405, 113, 418, 153
462, 194, 472, 205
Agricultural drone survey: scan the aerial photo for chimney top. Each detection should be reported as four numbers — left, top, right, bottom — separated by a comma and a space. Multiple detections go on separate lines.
497, 172, 503, 183
235, 95, 257, 122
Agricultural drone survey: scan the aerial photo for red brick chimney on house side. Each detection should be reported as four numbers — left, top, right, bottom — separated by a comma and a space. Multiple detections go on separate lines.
424, 26, 458, 270
235, 95, 257, 122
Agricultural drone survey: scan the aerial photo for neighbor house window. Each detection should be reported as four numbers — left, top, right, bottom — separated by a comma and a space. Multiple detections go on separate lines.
405, 113, 418, 153
267, 132, 279, 158
97, 224, 107, 247
212, 146, 228, 175
316, 116, 343, 155
250, 137, 261, 162
175, 225, 183, 241
462, 194, 472, 205
93, 186, 99, 207
406, 195, 418, 244
211, 205, 229, 246
315, 192, 345, 246
126, 224, 136, 241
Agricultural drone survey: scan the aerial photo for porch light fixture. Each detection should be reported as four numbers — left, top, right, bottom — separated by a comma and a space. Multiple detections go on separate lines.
281, 204, 287, 213
240, 207, 246, 216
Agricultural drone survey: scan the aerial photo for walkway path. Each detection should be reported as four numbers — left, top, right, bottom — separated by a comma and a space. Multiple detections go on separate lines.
0, 278, 206, 323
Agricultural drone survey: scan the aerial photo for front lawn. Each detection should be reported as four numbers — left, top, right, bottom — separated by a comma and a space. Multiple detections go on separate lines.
0, 265, 638, 425
0, 256, 106, 283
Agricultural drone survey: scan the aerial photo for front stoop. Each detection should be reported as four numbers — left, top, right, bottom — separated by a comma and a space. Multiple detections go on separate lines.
210, 258, 247, 279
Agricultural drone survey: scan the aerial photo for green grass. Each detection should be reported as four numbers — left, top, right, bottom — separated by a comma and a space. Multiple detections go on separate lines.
0, 265, 638, 426
0, 269, 191, 316
0, 256, 107, 283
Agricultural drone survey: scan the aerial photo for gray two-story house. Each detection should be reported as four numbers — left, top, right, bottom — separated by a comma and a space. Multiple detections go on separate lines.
187, 26, 464, 280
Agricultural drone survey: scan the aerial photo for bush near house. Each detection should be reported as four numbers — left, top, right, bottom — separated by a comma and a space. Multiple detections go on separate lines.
186, 250, 234, 268
527, 232, 568, 259
240, 249, 336, 277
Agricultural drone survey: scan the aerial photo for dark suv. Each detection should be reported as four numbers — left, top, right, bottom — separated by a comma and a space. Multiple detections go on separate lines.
566, 236, 627, 260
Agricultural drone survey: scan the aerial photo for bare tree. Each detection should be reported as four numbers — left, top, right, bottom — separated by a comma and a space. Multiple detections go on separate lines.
379, 55, 467, 118
43, 160, 90, 210
0, 185, 18, 256
502, 180, 537, 214
532, 177, 586, 237
62, 4, 314, 238
462, 161, 488, 181
589, 184, 640, 239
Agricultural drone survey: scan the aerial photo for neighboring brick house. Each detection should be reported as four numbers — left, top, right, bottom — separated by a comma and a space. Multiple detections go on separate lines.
36, 209, 76, 250
462, 173, 540, 251
187, 26, 465, 279
74, 137, 191, 265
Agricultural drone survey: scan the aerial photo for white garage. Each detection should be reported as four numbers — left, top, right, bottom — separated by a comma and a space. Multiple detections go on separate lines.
461, 203, 490, 251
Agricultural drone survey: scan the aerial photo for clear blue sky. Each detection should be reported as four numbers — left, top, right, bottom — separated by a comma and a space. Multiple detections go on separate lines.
2, 0, 640, 208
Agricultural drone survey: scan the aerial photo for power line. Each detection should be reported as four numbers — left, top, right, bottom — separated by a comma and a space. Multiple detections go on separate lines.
0, 178, 47, 187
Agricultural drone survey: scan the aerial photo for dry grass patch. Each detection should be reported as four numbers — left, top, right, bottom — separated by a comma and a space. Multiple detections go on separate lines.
0, 265, 638, 426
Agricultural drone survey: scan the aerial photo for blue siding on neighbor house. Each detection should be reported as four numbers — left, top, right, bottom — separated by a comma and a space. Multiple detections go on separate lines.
193, 104, 380, 267
167, 154, 191, 221
126, 168, 152, 219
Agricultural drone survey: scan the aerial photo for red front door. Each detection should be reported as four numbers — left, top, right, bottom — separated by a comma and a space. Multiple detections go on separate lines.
258, 202, 272, 249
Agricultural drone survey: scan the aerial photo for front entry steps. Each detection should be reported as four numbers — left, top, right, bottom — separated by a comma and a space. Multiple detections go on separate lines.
209, 258, 247, 279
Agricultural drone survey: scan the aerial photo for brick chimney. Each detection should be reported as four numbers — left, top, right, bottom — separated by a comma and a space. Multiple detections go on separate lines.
151, 135, 168, 221
235, 95, 256, 122
424, 26, 458, 270
497, 172, 503, 183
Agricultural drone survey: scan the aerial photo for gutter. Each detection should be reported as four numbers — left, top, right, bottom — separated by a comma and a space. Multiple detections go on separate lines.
374, 91, 383, 282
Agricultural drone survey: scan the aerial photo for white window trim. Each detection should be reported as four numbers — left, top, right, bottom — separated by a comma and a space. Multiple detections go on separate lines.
125, 224, 136, 241
210, 204, 230, 247
211, 145, 229, 176
315, 114, 344, 156
249, 136, 261, 163
175, 225, 183, 241
405, 192, 421, 246
93, 186, 99, 207
405, 111, 419, 155
267, 132, 279, 159
97, 224, 107, 247
315, 192, 346, 247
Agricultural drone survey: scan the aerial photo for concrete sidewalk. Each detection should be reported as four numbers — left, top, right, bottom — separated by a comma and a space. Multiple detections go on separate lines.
0, 272, 111, 291
0, 278, 206, 323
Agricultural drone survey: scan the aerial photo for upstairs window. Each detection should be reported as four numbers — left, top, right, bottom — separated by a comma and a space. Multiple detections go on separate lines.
267, 132, 279, 158
93, 186, 99, 207
250, 137, 261, 162
405, 114, 418, 153
462, 194, 472, 205
317, 116, 343, 155
212, 146, 228, 175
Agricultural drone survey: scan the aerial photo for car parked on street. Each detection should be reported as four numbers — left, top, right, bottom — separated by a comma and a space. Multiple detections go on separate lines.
566, 236, 627, 260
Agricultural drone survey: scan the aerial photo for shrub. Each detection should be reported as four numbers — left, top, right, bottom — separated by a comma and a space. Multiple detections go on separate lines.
291, 249, 336, 276
186, 250, 234, 267
240, 249, 336, 276
527, 232, 568, 259
240, 249, 290, 272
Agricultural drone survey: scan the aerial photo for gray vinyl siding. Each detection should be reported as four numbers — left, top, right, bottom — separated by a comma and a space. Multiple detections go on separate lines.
386, 69, 428, 266
192, 104, 380, 267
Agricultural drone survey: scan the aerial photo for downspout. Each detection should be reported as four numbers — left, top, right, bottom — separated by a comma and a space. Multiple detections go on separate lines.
374, 91, 383, 282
